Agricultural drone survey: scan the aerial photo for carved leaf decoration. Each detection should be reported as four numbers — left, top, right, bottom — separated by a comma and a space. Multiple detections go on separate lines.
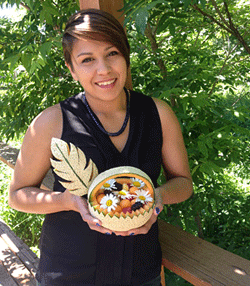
50, 138, 98, 196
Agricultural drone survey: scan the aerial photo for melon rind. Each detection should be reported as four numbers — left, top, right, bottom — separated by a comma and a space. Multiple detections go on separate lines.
88, 205, 154, 231
87, 166, 155, 231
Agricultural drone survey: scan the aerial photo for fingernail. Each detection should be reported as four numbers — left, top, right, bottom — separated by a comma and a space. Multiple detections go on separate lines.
105, 232, 111, 235
130, 233, 134, 236
155, 207, 160, 214
96, 223, 101, 227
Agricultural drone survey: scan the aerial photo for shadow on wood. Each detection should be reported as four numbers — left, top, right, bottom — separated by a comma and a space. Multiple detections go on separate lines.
0, 219, 39, 286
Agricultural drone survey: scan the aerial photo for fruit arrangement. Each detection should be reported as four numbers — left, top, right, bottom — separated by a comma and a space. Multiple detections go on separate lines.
88, 166, 155, 231
50, 139, 155, 231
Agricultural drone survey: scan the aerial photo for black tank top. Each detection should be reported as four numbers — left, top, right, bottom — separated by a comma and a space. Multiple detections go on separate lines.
36, 90, 163, 286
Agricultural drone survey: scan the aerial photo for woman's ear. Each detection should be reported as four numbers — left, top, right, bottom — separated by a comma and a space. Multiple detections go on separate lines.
65, 62, 78, 82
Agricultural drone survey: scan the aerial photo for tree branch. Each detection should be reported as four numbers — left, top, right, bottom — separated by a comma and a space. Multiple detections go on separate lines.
210, 0, 229, 28
144, 22, 167, 79
223, 1, 234, 29
192, 4, 233, 34
192, 3, 250, 55
20, 2, 30, 11
209, 43, 238, 96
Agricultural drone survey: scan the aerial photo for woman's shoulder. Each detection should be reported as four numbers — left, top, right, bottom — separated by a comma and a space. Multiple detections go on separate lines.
152, 97, 173, 117
152, 97, 183, 139
28, 103, 62, 139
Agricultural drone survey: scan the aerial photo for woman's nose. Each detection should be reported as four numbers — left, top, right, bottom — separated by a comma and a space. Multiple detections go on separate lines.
97, 59, 111, 75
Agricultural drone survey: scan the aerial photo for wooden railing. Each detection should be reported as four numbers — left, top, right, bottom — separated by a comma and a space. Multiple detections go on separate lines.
1, 141, 250, 285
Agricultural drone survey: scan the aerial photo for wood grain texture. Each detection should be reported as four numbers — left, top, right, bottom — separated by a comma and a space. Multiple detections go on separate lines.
159, 219, 250, 286
0, 220, 38, 286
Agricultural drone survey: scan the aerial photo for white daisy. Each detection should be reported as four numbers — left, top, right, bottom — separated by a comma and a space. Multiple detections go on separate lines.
118, 189, 134, 200
100, 193, 119, 212
102, 179, 116, 190
131, 178, 145, 188
135, 190, 153, 204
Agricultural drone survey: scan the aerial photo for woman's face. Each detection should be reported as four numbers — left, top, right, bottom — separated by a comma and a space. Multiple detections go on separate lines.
67, 38, 128, 102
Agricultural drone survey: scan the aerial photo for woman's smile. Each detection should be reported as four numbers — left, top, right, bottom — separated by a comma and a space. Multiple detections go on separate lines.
95, 78, 116, 88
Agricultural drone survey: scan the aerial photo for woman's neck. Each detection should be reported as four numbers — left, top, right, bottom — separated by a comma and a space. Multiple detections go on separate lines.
84, 89, 127, 116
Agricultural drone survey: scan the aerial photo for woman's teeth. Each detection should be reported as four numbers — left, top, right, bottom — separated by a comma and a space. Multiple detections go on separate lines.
97, 79, 116, 86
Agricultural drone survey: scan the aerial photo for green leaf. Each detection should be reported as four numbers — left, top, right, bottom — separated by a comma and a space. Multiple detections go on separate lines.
135, 7, 149, 35
39, 42, 52, 60
183, 0, 192, 9
199, 0, 206, 9
198, 140, 208, 158
44, 11, 53, 25
4, 54, 19, 71
41, 1, 60, 17
21, 52, 32, 71
169, 22, 175, 36
146, 0, 164, 10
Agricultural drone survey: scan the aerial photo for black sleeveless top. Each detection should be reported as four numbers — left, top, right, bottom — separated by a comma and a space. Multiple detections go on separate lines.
36, 90, 163, 286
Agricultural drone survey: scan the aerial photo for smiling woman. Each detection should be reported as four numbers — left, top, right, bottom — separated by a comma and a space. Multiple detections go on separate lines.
8, 8, 193, 286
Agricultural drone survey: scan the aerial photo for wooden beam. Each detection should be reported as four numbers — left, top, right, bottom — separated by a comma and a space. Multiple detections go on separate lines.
0, 142, 19, 169
79, 0, 124, 25
159, 219, 250, 286
0, 219, 38, 286
78, 0, 133, 90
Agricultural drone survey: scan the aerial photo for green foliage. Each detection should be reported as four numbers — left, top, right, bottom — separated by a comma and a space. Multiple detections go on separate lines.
125, 0, 250, 280
0, 1, 82, 140
0, 0, 250, 283
0, 160, 44, 256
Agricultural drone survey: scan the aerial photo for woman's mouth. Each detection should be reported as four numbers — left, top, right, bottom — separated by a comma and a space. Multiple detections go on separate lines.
96, 79, 116, 88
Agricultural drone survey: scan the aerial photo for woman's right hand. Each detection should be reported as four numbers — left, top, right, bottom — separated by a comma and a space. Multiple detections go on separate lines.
67, 190, 116, 235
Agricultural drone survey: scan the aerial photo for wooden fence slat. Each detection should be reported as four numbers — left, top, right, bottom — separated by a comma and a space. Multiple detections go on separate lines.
0, 141, 54, 190
159, 219, 250, 286
0, 142, 19, 169
0, 236, 37, 286
0, 220, 39, 275
0, 260, 18, 286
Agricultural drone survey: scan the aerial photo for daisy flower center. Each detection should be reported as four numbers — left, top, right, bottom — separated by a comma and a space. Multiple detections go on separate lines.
133, 181, 141, 187
106, 199, 113, 207
119, 190, 127, 196
138, 195, 146, 201
103, 183, 111, 188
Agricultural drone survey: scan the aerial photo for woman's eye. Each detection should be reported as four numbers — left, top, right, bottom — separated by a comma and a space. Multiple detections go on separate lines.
82, 57, 93, 64
108, 51, 118, 57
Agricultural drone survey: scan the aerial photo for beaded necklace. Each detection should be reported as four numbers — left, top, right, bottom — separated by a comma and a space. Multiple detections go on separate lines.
83, 88, 130, 137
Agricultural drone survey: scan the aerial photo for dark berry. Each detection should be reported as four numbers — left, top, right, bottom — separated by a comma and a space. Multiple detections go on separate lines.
113, 182, 123, 191
104, 189, 112, 195
131, 202, 144, 211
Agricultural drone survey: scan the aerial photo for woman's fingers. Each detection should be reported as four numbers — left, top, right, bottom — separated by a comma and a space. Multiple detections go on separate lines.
74, 195, 118, 234
72, 188, 164, 236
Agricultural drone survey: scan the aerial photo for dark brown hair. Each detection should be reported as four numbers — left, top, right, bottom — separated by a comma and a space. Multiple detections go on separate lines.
62, 9, 130, 70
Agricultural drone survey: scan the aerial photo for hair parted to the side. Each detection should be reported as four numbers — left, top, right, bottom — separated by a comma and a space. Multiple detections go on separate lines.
62, 9, 130, 70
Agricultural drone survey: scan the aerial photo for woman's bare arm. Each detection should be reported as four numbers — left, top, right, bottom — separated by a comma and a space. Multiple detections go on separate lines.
154, 97, 193, 206
8, 104, 70, 213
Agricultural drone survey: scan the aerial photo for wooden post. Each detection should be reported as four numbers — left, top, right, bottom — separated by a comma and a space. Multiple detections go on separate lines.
78, 0, 133, 90
79, 0, 124, 25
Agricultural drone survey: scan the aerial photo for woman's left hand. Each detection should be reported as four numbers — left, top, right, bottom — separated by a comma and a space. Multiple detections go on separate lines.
112, 187, 163, 236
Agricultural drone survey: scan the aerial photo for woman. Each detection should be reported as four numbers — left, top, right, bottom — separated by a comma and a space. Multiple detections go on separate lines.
9, 9, 193, 286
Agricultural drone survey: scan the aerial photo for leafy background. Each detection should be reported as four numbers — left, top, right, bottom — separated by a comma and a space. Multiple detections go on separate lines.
0, 0, 250, 284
